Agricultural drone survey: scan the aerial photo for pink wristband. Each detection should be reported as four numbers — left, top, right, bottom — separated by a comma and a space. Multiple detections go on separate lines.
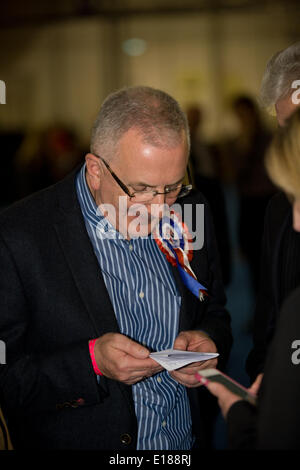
89, 339, 103, 376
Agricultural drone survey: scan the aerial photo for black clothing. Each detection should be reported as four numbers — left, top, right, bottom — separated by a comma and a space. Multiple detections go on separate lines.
228, 285, 300, 449
246, 192, 300, 381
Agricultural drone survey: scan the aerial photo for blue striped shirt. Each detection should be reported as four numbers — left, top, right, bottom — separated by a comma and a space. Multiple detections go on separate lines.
76, 164, 193, 450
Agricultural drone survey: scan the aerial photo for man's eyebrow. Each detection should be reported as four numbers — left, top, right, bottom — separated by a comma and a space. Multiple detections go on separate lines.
128, 176, 185, 188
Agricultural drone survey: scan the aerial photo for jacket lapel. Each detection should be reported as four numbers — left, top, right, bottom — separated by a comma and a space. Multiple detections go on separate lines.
52, 167, 149, 416
53, 167, 120, 337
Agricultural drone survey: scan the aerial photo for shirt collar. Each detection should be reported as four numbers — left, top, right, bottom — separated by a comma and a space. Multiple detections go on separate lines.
76, 164, 157, 242
76, 163, 120, 237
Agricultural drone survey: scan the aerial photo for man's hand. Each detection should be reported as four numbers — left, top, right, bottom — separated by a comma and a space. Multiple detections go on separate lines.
94, 333, 163, 385
170, 330, 218, 388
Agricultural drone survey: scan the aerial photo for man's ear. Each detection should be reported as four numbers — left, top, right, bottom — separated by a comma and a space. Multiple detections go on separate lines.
85, 153, 102, 190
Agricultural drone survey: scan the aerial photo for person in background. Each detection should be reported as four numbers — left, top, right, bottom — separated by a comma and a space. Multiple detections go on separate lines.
230, 95, 275, 291
246, 42, 300, 385
0, 131, 24, 210
14, 125, 82, 199
186, 104, 231, 287
186, 105, 216, 180
201, 107, 300, 449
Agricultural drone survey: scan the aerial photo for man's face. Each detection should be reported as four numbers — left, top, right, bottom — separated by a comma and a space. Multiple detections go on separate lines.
89, 127, 189, 238
275, 95, 300, 127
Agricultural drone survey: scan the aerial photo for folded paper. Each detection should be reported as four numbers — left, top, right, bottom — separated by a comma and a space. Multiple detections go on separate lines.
150, 349, 219, 371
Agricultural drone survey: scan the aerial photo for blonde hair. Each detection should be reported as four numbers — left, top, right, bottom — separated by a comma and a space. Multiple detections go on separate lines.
265, 108, 300, 198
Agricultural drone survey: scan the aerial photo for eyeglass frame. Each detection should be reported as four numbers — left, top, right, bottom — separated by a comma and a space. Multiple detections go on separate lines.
93, 152, 193, 201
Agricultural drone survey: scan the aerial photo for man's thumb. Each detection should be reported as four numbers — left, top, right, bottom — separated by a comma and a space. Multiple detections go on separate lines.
173, 332, 189, 350
122, 337, 150, 358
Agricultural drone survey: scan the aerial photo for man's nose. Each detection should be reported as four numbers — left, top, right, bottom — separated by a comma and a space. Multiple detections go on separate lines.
152, 192, 167, 205
147, 198, 169, 221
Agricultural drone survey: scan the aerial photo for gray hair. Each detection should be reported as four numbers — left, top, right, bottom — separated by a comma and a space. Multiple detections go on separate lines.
90, 86, 190, 159
260, 41, 300, 110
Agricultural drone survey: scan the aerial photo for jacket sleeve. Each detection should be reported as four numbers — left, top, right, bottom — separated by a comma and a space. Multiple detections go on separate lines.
226, 400, 257, 449
0, 233, 102, 417
256, 286, 300, 449
228, 286, 300, 450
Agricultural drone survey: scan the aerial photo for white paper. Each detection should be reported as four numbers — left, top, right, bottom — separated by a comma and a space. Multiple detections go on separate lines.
150, 349, 219, 371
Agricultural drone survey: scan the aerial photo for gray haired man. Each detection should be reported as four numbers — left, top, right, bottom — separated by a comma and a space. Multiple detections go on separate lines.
260, 41, 300, 125
0, 86, 232, 449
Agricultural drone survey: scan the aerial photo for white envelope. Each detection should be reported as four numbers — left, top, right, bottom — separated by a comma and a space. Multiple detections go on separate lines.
150, 349, 219, 371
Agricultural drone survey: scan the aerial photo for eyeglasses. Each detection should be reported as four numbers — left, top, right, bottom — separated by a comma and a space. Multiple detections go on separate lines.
93, 153, 193, 203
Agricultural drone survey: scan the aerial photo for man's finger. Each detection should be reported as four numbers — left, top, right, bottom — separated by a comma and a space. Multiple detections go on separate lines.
173, 358, 218, 376
170, 370, 203, 387
172, 361, 207, 375
121, 356, 162, 373
173, 332, 189, 350
113, 334, 150, 359
196, 358, 218, 370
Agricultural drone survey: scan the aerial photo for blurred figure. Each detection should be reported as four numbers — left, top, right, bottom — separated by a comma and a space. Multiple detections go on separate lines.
201, 108, 300, 449
0, 131, 24, 209
246, 42, 300, 383
15, 124, 82, 198
230, 95, 275, 291
186, 104, 231, 286
186, 105, 216, 179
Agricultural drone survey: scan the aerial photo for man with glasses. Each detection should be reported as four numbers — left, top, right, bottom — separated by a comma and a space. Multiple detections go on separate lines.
90, 152, 193, 239
0, 86, 232, 450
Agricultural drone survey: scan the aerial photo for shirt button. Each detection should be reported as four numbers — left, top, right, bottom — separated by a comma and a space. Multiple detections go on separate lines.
162, 420, 167, 427
139, 292, 144, 299
120, 433, 132, 445
157, 377, 162, 383
129, 244, 133, 251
